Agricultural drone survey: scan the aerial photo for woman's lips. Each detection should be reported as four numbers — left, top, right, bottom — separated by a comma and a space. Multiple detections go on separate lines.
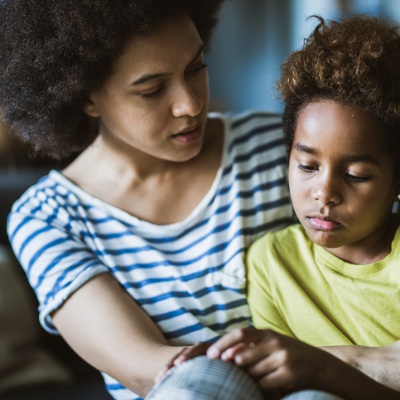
307, 216, 342, 231
172, 124, 202, 144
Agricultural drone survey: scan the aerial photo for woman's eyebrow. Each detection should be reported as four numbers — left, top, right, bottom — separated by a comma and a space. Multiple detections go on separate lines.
187, 43, 205, 66
131, 44, 205, 87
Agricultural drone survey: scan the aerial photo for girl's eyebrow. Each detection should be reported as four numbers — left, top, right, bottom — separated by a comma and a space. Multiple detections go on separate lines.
131, 44, 205, 87
294, 142, 381, 165
294, 143, 317, 155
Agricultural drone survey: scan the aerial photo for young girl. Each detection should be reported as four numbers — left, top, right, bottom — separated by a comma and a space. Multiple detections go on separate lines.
1, 1, 293, 399
190, 15, 400, 400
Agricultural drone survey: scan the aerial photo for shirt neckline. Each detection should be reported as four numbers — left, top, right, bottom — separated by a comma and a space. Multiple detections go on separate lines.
50, 112, 228, 230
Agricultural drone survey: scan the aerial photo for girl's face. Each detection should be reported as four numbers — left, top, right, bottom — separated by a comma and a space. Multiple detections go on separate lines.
84, 15, 209, 163
289, 100, 399, 260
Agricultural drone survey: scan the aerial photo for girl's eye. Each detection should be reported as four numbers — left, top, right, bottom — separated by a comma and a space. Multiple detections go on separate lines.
346, 173, 370, 183
298, 164, 317, 173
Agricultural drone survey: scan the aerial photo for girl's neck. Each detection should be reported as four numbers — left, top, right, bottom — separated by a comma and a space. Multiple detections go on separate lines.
323, 217, 399, 265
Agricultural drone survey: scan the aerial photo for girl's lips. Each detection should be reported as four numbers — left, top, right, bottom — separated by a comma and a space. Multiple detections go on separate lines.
307, 217, 342, 231
172, 125, 202, 144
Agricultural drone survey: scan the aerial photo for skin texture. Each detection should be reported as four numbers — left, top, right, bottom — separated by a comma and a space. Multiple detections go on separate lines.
53, 15, 224, 397
289, 100, 400, 265
171, 329, 400, 399
64, 15, 223, 224
205, 327, 400, 400
82, 17, 210, 166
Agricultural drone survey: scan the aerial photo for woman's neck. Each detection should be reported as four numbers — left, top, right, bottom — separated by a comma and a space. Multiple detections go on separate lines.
61, 116, 224, 224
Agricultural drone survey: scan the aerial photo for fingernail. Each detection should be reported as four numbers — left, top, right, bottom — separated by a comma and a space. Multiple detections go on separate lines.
207, 346, 219, 359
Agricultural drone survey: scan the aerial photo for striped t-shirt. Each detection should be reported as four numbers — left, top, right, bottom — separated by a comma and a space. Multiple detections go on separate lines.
8, 110, 293, 400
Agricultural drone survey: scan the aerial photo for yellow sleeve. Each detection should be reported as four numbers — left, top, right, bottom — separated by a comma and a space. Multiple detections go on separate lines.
246, 234, 295, 337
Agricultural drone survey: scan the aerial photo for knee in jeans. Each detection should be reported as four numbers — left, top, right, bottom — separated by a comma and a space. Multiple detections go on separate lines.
146, 356, 263, 400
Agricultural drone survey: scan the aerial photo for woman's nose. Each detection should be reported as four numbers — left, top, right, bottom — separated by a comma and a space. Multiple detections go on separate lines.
171, 83, 203, 118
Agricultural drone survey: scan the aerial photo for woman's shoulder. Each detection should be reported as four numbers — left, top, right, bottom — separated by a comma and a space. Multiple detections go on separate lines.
8, 170, 88, 229
209, 110, 284, 154
211, 109, 282, 134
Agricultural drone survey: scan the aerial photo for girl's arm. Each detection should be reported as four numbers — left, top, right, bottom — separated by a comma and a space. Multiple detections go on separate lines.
321, 341, 400, 391
206, 327, 400, 400
52, 273, 185, 398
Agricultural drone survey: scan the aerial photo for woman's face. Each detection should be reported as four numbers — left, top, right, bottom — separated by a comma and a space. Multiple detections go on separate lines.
84, 15, 210, 163
289, 100, 399, 259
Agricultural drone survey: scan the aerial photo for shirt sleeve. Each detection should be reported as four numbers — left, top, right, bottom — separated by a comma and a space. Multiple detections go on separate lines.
8, 204, 109, 334
246, 233, 295, 337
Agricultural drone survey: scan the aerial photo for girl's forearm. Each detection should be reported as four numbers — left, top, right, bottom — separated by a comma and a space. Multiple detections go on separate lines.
321, 341, 400, 391
319, 345, 400, 399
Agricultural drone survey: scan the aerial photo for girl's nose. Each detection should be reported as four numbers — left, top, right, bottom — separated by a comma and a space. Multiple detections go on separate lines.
313, 174, 342, 206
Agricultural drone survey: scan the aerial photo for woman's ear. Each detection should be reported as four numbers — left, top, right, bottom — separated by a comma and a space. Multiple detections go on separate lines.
82, 96, 100, 118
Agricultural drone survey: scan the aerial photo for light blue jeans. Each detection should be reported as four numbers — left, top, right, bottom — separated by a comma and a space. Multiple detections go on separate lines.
146, 356, 343, 400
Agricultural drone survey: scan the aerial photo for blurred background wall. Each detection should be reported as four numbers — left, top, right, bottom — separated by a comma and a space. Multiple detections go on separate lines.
207, 0, 400, 113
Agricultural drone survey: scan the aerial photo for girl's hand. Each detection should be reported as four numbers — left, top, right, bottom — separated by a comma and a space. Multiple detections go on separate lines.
207, 327, 332, 392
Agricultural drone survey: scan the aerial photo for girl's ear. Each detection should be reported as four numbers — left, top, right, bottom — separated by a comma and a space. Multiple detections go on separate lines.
82, 96, 100, 118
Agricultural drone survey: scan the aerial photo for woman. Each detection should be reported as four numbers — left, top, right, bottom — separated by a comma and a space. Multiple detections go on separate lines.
1, 1, 292, 399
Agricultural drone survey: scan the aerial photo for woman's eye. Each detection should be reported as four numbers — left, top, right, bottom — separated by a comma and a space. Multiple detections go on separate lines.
138, 86, 164, 99
346, 173, 370, 183
298, 164, 317, 173
186, 63, 208, 75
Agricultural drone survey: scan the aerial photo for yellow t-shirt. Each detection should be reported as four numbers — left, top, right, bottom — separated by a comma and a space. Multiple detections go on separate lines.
247, 224, 400, 347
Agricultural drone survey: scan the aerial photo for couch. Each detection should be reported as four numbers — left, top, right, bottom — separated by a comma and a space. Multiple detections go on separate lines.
0, 166, 113, 399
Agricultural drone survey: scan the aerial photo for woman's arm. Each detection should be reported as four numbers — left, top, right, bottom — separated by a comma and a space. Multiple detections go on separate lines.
321, 341, 400, 391
52, 273, 185, 398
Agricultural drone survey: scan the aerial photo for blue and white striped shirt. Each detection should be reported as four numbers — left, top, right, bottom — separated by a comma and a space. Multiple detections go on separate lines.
8, 110, 293, 400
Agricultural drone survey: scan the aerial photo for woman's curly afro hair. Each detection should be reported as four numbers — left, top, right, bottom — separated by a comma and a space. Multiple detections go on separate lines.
0, 0, 224, 159
277, 15, 400, 172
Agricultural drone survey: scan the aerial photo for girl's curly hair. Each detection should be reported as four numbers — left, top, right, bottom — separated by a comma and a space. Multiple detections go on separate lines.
277, 15, 400, 173
0, 0, 224, 159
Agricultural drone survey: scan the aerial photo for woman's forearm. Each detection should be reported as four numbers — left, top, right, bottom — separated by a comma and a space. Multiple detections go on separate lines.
52, 273, 184, 397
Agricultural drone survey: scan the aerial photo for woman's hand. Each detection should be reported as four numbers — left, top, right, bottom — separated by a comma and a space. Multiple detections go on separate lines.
155, 341, 212, 384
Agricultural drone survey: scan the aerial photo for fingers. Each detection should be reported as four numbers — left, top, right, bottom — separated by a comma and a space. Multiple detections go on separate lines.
220, 343, 249, 361
154, 342, 213, 384
207, 327, 268, 359
154, 346, 188, 384
173, 342, 212, 365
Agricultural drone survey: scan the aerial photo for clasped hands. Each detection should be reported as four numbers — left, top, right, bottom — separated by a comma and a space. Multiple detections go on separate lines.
155, 327, 334, 395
